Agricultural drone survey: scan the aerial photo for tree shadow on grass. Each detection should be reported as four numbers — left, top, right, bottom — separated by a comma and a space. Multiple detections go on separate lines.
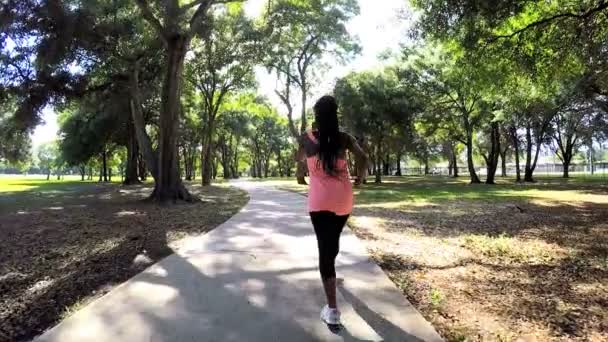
0, 183, 247, 342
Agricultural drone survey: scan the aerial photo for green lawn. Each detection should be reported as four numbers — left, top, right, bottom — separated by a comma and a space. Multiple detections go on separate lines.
273, 175, 606, 205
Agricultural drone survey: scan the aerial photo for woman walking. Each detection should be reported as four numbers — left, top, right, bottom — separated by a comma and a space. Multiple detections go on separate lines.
296, 95, 368, 326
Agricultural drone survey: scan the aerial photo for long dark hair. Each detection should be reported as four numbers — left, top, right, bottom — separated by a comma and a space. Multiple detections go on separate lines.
314, 95, 340, 176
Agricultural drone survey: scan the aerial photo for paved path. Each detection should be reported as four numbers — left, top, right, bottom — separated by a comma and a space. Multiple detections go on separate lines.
34, 181, 443, 342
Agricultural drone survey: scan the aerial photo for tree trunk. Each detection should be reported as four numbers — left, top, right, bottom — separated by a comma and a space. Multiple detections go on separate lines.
277, 150, 283, 177
500, 150, 507, 177
395, 151, 402, 176
88, 166, 93, 180
233, 147, 239, 179
80, 165, 86, 181
510, 125, 521, 182
124, 119, 141, 185
374, 143, 382, 183
138, 153, 147, 181
212, 156, 218, 180
149, 36, 194, 202
130, 61, 158, 182
524, 125, 542, 183
296, 161, 307, 184
465, 121, 481, 184
201, 117, 217, 186
109, 167, 113, 182
102, 150, 108, 182
264, 156, 270, 178
383, 153, 390, 176
561, 147, 573, 178
256, 157, 262, 179
452, 152, 459, 178
485, 122, 500, 185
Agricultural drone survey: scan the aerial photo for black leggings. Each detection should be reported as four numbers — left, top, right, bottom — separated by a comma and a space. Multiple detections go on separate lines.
310, 211, 350, 280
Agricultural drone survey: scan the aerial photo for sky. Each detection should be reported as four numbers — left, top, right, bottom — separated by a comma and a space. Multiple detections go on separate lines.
31, 0, 413, 148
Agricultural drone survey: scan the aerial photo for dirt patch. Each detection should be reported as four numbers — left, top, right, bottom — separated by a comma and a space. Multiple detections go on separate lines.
350, 195, 608, 341
0, 183, 248, 342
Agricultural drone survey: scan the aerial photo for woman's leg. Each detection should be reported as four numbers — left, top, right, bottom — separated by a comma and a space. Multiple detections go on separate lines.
311, 212, 349, 309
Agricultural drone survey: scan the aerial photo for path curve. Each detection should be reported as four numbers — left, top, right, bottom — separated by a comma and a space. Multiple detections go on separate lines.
34, 180, 443, 342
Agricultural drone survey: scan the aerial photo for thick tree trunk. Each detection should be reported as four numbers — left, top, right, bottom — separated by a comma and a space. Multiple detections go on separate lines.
88, 166, 93, 180
485, 122, 501, 185
448, 156, 453, 176
296, 73, 308, 185
102, 151, 108, 182
563, 160, 571, 178
395, 151, 402, 176
561, 147, 573, 178
138, 153, 147, 181
153, 36, 195, 202
465, 121, 481, 183
222, 144, 231, 179
124, 120, 141, 185
452, 153, 459, 178
500, 150, 507, 177
130, 61, 158, 181
510, 125, 521, 182
256, 158, 262, 179
296, 161, 307, 184
524, 125, 533, 182
80, 165, 86, 181
523, 125, 542, 182
383, 153, 390, 176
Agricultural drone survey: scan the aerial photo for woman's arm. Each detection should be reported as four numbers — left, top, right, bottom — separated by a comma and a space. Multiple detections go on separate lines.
345, 134, 368, 184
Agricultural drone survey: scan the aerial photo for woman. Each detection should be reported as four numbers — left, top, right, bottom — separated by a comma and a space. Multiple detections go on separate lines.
296, 95, 368, 326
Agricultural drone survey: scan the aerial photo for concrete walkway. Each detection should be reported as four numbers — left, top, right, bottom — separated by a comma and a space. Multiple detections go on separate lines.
34, 181, 443, 342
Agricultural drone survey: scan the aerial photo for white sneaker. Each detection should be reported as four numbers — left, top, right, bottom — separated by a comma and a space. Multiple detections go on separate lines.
320, 305, 341, 325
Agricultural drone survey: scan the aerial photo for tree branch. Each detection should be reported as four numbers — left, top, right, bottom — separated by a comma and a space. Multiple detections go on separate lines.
488, 1, 608, 42
135, 0, 168, 42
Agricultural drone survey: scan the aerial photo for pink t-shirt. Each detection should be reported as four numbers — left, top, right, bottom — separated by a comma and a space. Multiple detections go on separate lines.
305, 130, 353, 215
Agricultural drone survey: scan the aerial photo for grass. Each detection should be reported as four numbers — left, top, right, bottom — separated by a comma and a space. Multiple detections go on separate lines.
0, 176, 248, 342
267, 174, 608, 341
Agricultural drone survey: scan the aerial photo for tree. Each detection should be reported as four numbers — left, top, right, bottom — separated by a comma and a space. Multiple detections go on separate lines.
186, 6, 260, 185
264, 0, 360, 184
132, 0, 248, 202
37, 142, 58, 181
0, 99, 31, 163
408, 46, 491, 183
335, 69, 418, 183
478, 121, 501, 184
551, 96, 597, 178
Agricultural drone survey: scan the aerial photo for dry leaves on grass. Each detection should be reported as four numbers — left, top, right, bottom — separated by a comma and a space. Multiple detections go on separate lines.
350, 197, 608, 342
0, 183, 248, 342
